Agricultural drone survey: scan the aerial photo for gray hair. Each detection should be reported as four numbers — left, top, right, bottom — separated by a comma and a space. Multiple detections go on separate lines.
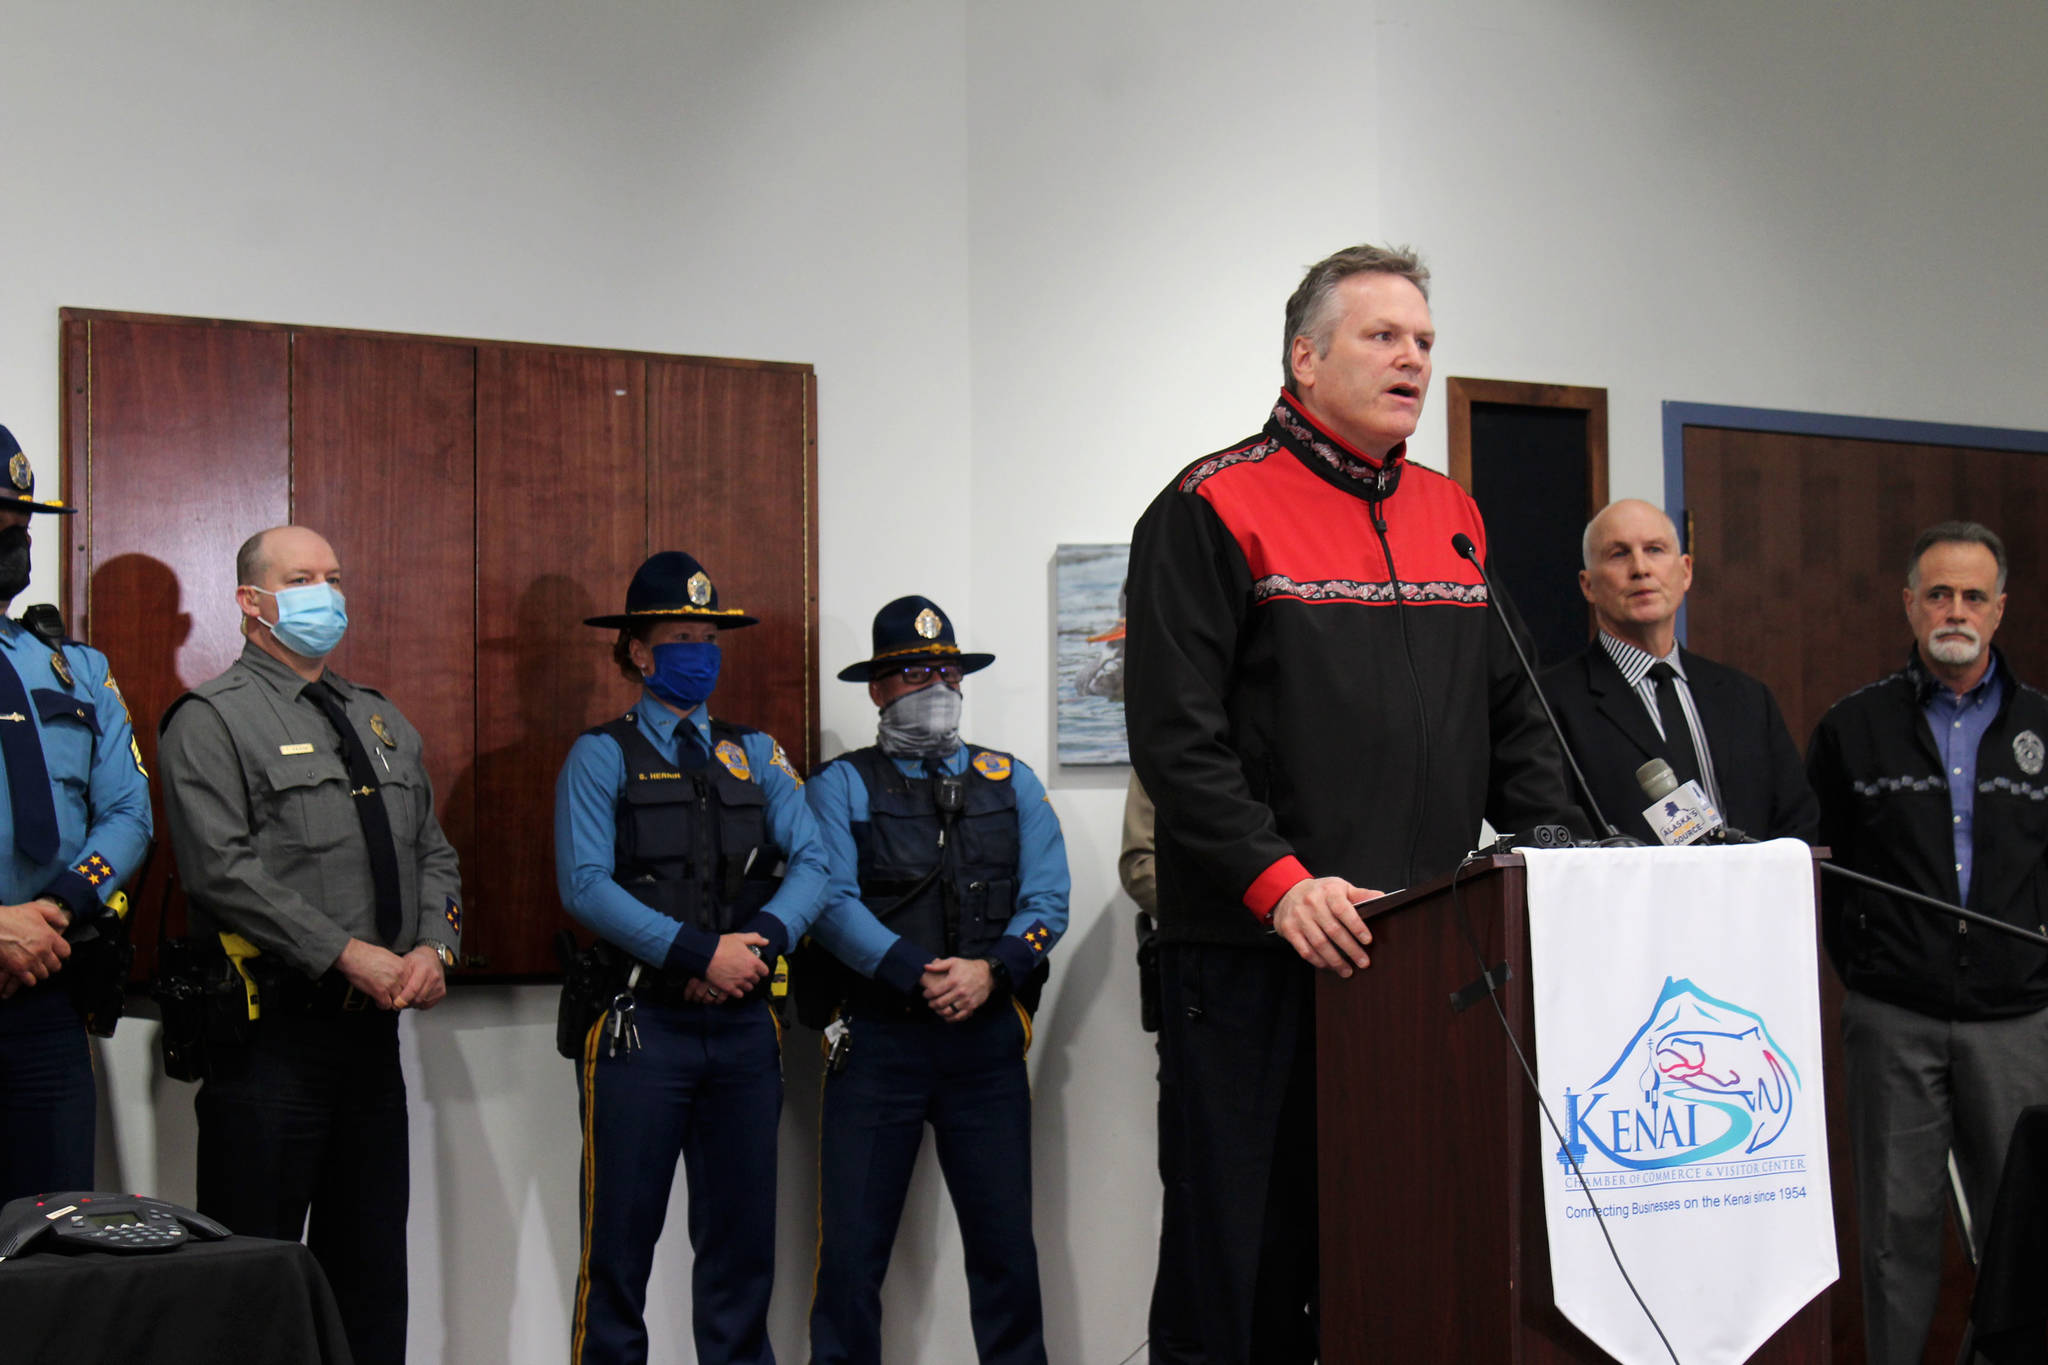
1907, 520, 2008, 592
1281, 244, 1430, 393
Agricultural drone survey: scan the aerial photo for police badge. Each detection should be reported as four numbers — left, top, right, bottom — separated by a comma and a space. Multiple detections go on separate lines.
914, 607, 943, 639
2015, 730, 2045, 777
687, 571, 713, 607
7, 453, 30, 492
369, 714, 398, 749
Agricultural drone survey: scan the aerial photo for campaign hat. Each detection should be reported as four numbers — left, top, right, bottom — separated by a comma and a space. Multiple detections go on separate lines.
583, 551, 758, 629
836, 595, 994, 682
0, 426, 76, 515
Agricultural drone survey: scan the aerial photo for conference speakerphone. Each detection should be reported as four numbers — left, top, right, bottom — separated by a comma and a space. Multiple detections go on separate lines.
0, 1192, 231, 1261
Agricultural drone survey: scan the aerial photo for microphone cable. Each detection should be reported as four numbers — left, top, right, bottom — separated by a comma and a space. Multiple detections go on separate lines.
1446, 850, 1683, 1365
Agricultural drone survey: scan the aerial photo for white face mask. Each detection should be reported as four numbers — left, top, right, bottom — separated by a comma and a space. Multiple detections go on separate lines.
877, 683, 962, 758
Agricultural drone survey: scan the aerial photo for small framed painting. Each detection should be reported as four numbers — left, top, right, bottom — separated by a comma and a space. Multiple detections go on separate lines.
1054, 543, 1129, 766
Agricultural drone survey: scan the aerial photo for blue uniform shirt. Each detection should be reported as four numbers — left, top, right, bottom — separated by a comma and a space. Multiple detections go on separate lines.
807, 742, 1069, 995
555, 688, 829, 975
1924, 653, 2003, 905
0, 620, 152, 913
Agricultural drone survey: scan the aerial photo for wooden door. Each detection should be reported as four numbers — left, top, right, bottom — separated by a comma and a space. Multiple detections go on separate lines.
1685, 426, 2048, 751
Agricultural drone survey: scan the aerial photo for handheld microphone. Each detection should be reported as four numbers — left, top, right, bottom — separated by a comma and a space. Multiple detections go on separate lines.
1450, 533, 1623, 841
1634, 757, 1735, 846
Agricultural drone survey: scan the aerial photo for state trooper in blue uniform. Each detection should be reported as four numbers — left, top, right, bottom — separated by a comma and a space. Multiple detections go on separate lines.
805, 596, 1068, 1365
556, 551, 830, 1365
0, 426, 152, 1203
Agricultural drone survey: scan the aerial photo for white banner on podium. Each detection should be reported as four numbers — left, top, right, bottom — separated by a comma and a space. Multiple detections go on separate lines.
1521, 841, 1837, 1365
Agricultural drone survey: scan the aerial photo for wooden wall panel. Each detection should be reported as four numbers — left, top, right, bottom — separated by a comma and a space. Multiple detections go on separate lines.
1683, 426, 2046, 752
64, 311, 816, 982
472, 347, 648, 975
292, 333, 479, 956
647, 362, 817, 771
68, 318, 290, 953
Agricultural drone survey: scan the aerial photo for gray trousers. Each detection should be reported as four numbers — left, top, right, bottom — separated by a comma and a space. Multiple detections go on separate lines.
1842, 990, 2048, 1365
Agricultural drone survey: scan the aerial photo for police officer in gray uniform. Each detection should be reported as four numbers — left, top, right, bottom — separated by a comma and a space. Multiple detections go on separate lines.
158, 524, 462, 1365
0, 425, 152, 1203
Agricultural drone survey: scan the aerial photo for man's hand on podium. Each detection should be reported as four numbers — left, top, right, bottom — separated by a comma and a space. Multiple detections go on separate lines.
1272, 877, 1379, 977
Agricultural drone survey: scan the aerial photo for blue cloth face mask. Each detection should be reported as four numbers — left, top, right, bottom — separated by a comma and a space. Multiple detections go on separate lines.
250, 583, 349, 658
646, 640, 721, 709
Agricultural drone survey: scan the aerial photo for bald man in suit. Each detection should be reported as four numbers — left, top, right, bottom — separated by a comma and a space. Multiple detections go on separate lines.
1540, 499, 1818, 844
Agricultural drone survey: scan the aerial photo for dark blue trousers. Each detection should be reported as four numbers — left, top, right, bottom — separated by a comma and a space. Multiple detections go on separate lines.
809, 1001, 1043, 1365
573, 998, 783, 1365
196, 1008, 411, 1365
0, 983, 94, 1204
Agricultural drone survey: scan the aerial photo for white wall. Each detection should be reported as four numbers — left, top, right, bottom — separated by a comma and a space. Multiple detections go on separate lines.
12, 0, 2048, 1361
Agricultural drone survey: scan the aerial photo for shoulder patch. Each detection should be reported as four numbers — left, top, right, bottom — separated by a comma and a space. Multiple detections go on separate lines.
716, 738, 752, 781
972, 751, 1012, 781
771, 742, 802, 786
103, 672, 134, 724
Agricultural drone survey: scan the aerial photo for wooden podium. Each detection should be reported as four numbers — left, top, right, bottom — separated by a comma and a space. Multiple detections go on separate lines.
1315, 853, 1831, 1363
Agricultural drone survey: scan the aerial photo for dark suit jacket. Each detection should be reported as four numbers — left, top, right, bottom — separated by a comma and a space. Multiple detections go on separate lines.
1539, 640, 1819, 845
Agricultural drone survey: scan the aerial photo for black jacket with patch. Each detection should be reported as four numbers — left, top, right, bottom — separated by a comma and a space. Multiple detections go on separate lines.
1808, 648, 2048, 1020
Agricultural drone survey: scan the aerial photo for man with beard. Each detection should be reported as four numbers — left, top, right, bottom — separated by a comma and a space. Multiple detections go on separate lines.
803, 596, 1068, 1365
0, 425, 151, 1202
158, 525, 462, 1365
1808, 521, 2048, 1364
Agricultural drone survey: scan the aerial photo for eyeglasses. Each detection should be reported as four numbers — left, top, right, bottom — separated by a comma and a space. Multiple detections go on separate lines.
893, 665, 964, 686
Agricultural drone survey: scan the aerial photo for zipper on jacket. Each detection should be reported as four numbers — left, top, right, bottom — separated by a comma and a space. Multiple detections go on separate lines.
1369, 502, 1428, 889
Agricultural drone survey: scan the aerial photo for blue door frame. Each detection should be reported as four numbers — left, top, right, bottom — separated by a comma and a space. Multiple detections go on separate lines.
1659, 401, 2048, 643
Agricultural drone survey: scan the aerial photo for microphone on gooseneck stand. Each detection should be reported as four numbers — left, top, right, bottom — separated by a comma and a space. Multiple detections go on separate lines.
1450, 533, 1629, 843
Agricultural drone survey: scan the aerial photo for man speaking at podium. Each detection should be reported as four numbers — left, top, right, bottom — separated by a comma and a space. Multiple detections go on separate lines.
1542, 499, 1818, 846
1124, 243, 1585, 1364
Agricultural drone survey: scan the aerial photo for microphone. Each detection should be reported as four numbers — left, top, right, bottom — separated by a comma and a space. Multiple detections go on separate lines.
1450, 533, 1624, 841
1634, 757, 1741, 846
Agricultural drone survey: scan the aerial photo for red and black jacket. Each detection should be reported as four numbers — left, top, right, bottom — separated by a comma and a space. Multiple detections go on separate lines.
1125, 391, 1586, 948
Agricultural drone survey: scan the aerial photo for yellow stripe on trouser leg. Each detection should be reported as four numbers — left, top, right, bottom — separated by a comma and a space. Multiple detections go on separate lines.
570, 1013, 609, 1365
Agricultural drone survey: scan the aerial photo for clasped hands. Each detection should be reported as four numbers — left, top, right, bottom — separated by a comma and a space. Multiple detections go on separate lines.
335, 939, 451, 1010
0, 898, 71, 999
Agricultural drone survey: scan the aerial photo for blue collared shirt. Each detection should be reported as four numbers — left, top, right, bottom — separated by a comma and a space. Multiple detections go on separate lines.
554, 688, 829, 974
0, 620, 153, 914
806, 741, 1069, 995
1924, 655, 2003, 905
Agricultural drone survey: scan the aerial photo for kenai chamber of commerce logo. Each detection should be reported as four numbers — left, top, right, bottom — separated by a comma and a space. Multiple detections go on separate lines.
1557, 977, 1801, 1173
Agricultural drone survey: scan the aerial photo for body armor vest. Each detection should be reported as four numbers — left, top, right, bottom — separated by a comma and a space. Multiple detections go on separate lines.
844, 745, 1020, 960
591, 714, 782, 936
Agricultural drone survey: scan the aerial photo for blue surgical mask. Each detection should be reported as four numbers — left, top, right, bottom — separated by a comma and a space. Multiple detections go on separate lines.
249, 583, 349, 659
646, 641, 721, 709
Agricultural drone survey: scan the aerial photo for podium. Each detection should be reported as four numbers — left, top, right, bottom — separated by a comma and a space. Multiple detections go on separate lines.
1315, 852, 1831, 1363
